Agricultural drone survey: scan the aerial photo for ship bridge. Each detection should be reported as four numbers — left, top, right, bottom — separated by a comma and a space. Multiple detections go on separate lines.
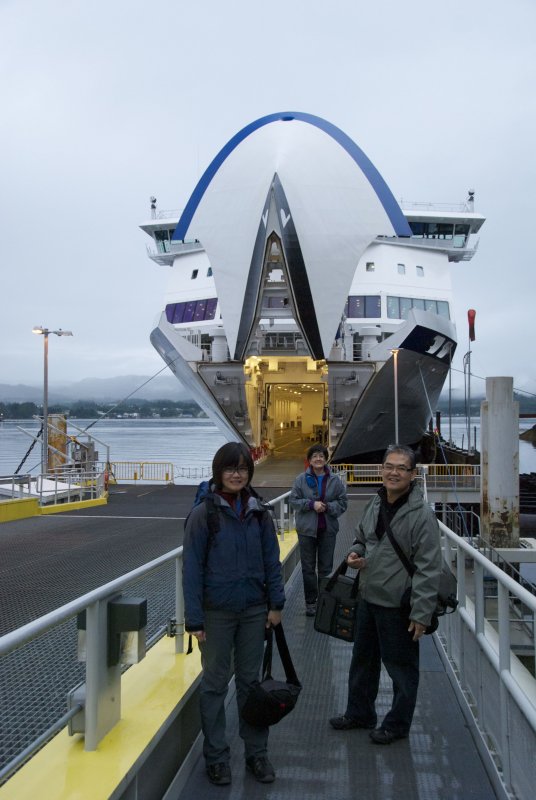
1, 473, 535, 800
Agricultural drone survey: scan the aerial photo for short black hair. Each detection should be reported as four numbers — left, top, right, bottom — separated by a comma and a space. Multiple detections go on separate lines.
306, 443, 329, 462
212, 442, 254, 489
382, 444, 417, 470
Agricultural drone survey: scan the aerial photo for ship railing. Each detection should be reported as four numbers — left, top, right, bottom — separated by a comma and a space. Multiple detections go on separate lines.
0, 473, 33, 498
437, 523, 536, 797
0, 468, 106, 505
330, 464, 480, 490
423, 463, 480, 490
330, 464, 383, 484
95, 460, 174, 483
437, 504, 481, 542
145, 240, 203, 258
0, 491, 294, 784
399, 199, 474, 212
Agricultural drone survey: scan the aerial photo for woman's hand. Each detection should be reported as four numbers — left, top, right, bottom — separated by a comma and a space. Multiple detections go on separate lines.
191, 630, 206, 642
347, 552, 366, 570
266, 610, 282, 628
313, 500, 326, 513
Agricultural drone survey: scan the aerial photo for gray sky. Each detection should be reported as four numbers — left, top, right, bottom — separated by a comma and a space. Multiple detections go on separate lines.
1, 0, 535, 397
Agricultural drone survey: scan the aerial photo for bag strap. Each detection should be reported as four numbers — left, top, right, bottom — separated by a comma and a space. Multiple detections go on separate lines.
273, 622, 301, 687
380, 506, 415, 577
262, 623, 301, 687
324, 559, 360, 599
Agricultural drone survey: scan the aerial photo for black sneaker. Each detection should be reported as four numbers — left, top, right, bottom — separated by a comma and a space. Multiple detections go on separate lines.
329, 715, 376, 730
369, 727, 407, 744
246, 755, 275, 783
206, 762, 231, 785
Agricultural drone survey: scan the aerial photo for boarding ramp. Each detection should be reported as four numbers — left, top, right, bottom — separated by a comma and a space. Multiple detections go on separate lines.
0, 490, 535, 799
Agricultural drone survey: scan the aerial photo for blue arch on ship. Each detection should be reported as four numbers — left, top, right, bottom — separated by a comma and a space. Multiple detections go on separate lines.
172, 111, 412, 241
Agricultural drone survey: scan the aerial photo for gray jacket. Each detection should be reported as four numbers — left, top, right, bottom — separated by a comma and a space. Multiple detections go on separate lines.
289, 468, 347, 537
349, 483, 441, 626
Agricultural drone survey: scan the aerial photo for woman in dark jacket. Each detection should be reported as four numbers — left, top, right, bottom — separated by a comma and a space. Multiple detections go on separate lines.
289, 443, 348, 615
183, 442, 285, 786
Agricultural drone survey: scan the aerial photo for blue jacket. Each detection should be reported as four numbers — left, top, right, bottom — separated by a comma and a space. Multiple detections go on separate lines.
183, 488, 285, 631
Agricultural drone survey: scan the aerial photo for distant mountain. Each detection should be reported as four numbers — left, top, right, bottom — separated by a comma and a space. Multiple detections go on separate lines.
0, 375, 190, 403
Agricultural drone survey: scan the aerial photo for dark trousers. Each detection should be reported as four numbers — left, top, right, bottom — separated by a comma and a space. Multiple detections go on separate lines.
345, 599, 419, 735
298, 530, 337, 604
199, 605, 268, 764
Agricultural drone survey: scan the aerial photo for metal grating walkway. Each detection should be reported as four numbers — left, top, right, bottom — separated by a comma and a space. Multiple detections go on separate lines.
171, 500, 499, 800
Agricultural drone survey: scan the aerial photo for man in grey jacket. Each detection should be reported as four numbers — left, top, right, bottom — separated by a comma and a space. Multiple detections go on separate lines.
330, 444, 441, 744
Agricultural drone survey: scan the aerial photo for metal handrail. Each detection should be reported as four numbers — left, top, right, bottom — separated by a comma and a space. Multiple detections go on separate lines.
0, 547, 183, 657
438, 521, 536, 796
0, 492, 293, 774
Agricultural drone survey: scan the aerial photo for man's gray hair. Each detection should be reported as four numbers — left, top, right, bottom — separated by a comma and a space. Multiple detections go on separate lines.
382, 444, 417, 469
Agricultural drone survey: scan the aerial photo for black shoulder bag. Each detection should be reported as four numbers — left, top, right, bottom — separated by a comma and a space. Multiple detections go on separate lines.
241, 622, 301, 727
314, 559, 360, 641
380, 507, 458, 634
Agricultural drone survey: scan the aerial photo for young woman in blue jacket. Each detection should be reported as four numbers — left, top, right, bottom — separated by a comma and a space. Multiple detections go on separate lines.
183, 442, 285, 786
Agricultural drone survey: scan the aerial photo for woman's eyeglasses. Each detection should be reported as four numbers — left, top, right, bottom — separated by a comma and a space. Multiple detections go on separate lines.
222, 467, 249, 477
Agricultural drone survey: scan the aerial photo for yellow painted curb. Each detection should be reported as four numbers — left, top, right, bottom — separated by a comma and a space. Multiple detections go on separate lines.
0, 498, 39, 522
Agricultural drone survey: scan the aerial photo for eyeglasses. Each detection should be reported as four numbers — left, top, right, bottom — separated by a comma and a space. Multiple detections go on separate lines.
310, 453, 326, 460
222, 467, 249, 477
382, 463, 414, 474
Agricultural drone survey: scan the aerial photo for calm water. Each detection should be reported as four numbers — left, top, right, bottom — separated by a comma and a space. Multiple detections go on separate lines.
0, 418, 226, 483
0, 417, 535, 479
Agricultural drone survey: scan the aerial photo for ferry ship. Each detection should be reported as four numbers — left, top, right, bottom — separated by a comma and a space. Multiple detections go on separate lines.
141, 112, 485, 463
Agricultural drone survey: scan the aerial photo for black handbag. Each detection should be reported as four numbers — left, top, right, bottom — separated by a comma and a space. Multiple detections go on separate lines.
314, 560, 360, 641
241, 622, 301, 727
380, 507, 458, 634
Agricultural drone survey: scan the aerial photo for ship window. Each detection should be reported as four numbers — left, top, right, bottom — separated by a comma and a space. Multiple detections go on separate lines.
412, 298, 425, 310
425, 299, 438, 314
437, 301, 450, 319
399, 297, 413, 319
409, 221, 424, 237
387, 296, 400, 318
346, 295, 380, 318
364, 296, 381, 318
194, 300, 207, 321
366, 262, 375, 272
205, 298, 218, 320
191, 269, 198, 279
397, 263, 406, 275
453, 224, 470, 247
207, 267, 213, 277
182, 301, 197, 322
347, 296, 364, 318
416, 266, 424, 277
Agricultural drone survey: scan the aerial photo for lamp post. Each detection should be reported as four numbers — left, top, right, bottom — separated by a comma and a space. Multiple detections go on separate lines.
32, 327, 73, 474
390, 348, 400, 444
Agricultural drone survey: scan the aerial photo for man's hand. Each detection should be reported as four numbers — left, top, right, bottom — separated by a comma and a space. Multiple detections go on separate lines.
266, 610, 282, 628
313, 500, 326, 513
408, 620, 426, 641
192, 630, 206, 642
347, 552, 366, 570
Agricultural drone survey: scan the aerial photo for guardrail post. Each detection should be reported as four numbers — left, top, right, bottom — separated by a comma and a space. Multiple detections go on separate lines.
497, 582, 512, 789
279, 500, 286, 541
83, 596, 122, 750
175, 553, 185, 654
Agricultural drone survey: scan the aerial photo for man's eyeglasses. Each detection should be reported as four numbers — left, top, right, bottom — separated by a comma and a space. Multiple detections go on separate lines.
222, 467, 249, 477
310, 453, 326, 460
382, 463, 414, 474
